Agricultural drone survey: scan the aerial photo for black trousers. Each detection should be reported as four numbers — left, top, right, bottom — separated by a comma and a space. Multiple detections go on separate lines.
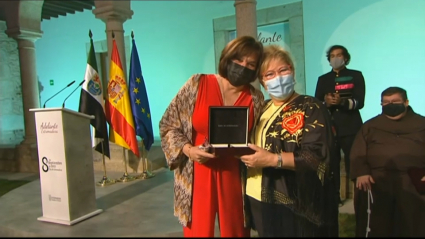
247, 196, 265, 237
334, 134, 356, 199
247, 195, 296, 237
247, 195, 338, 237
337, 134, 356, 175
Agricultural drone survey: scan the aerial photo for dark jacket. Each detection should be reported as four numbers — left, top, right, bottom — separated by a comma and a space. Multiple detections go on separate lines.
251, 95, 339, 236
315, 68, 365, 137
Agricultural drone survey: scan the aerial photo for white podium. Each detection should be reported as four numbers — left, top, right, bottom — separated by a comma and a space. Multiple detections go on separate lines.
30, 107, 102, 226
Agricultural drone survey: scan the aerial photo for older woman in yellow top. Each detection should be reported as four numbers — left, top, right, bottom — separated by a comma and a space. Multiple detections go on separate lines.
240, 45, 339, 237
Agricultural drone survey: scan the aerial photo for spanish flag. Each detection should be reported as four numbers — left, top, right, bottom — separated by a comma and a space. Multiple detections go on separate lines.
105, 39, 140, 157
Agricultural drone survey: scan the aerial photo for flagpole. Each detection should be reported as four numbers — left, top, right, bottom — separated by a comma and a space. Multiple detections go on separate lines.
128, 30, 155, 180
96, 140, 116, 186
117, 148, 136, 182
107, 30, 136, 183
136, 139, 155, 179
81, 29, 114, 186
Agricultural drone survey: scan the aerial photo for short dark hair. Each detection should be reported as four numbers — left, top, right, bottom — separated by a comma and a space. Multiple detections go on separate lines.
381, 87, 408, 101
326, 45, 351, 65
218, 36, 263, 83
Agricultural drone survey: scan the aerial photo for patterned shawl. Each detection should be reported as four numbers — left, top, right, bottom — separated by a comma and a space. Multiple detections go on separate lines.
258, 95, 338, 236
159, 74, 265, 226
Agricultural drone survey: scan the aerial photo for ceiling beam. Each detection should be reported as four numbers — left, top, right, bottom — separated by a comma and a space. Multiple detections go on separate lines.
42, 10, 58, 19
48, 0, 93, 10
44, 3, 77, 13
40, 0, 95, 21
75, 0, 95, 9
42, 7, 71, 17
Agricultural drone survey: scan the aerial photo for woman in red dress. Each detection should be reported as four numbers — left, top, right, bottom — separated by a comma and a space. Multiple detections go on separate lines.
160, 36, 264, 237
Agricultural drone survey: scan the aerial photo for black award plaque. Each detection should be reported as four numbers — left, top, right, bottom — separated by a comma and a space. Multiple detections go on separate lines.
208, 106, 249, 148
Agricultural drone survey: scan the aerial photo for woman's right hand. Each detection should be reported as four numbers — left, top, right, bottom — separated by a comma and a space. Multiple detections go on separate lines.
356, 175, 375, 191
188, 146, 216, 164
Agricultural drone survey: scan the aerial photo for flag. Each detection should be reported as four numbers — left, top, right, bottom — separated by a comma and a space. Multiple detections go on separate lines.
105, 39, 140, 157
78, 32, 110, 158
128, 37, 154, 151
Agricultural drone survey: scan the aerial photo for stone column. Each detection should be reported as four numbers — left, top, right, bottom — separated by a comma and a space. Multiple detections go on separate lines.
105, 19, 127, 76
234, 0, 260, 89
234, 0, 258, 38
92, 1, 133, 80
6, 29, 42, 146
92, 1, 137, 171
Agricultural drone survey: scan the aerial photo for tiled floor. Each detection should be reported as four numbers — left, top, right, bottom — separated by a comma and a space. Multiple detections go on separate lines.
0, 169, 353, 237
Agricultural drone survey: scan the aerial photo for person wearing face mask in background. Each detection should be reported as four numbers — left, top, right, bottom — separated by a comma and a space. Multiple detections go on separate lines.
239, 45, 339, 237
315, 45, 366, 206
350, 87, 425, 237
159, 36, 264, 237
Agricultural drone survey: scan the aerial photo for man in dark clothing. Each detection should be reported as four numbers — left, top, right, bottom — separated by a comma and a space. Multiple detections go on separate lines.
350, 87, 425, 237
315, 45, 365, 205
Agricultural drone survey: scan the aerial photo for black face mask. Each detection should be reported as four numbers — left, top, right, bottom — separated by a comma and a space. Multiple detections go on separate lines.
382, 103, 406, 117
226, 61, 256, 87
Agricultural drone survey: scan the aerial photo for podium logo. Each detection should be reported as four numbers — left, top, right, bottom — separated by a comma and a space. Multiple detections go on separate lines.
40, 122, 59, 134
48, 194, 61, 202
41, 156, 63, 172
42, 157, 49, 172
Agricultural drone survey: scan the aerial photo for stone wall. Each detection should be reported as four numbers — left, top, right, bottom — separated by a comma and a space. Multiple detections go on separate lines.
92, 142, 167, 175
0, 21, 24, 146
0, 141, 167, 173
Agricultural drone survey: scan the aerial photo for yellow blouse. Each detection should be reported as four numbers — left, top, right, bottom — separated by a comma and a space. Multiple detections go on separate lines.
246, 101, 284, 201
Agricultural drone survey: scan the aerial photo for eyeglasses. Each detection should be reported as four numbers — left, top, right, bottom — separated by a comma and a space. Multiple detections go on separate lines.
263, 67, 292, 80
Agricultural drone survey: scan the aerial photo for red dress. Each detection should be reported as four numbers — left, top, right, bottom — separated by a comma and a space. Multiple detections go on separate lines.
183, 74, 254, 237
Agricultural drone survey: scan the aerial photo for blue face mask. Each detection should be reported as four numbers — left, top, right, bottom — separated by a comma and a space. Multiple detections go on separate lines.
265, 74, 295, 100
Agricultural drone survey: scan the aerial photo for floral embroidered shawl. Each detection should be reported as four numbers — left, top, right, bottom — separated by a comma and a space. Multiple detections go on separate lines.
256, 95, 337, 236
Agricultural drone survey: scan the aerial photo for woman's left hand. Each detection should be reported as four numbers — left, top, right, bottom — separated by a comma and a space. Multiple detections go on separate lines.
240, 143, 276, 168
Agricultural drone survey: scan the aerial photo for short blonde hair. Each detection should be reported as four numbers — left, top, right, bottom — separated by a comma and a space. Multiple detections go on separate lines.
258, 45, 295, 87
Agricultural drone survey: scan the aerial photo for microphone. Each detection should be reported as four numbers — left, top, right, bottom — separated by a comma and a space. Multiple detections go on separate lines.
62, 80, 85, 108
43, 80, 76, 108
